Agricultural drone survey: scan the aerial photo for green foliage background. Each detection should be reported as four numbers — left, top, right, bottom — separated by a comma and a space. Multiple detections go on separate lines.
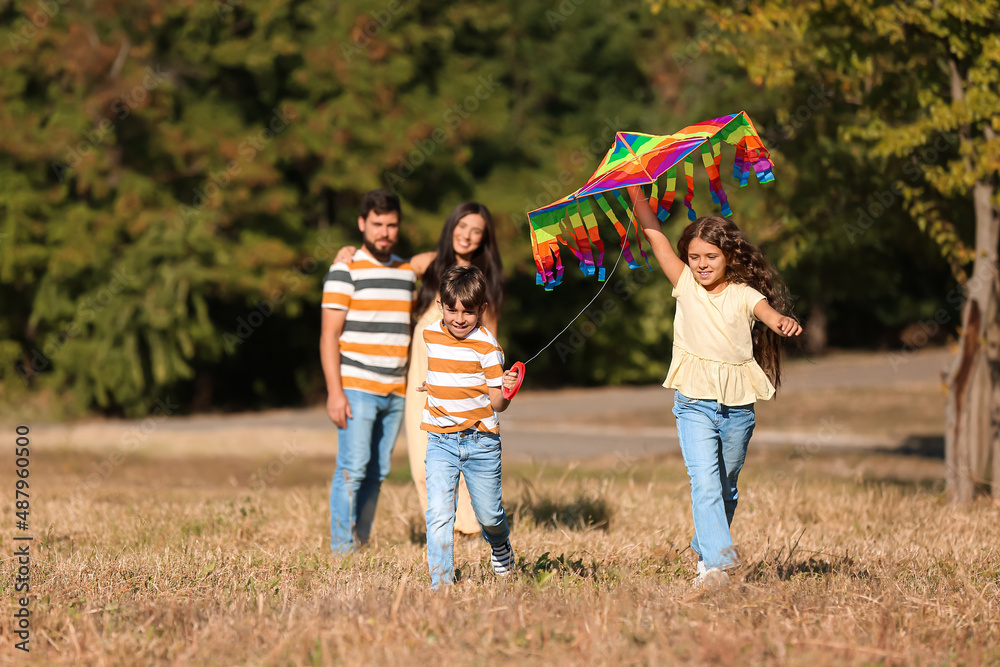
0, 0, 977, 417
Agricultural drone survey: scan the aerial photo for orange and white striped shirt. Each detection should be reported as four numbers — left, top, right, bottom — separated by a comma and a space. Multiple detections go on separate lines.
321, 249, 416, 397
421, 320, 505, 434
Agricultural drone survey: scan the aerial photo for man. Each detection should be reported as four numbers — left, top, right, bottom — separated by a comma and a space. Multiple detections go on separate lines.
320, 189, 416, 553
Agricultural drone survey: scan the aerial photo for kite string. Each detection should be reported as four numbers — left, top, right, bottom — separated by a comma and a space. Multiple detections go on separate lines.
523, 206, 637, 366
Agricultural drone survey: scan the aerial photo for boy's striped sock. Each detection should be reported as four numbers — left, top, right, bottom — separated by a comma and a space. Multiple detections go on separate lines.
490, 540, 514, 576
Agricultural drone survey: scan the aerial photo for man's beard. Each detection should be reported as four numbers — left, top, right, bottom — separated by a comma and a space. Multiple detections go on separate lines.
363, 239, 393, 262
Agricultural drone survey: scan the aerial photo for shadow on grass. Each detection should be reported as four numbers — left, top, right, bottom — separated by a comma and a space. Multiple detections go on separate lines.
879, 434, 944, 458
519, 551, 599, 581
408, 517, 427, 545
509, 493, 611, 531
746, 556, 835, 581
744, 550, 872, 582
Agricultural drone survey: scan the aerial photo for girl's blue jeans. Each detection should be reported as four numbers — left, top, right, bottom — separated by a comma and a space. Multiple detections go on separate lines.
672, 391, 755, 570
425, 428, 509, 588
329, 389, 405, 553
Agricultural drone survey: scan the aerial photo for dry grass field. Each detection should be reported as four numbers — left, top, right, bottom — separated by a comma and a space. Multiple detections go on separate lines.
2, 441, 998, 666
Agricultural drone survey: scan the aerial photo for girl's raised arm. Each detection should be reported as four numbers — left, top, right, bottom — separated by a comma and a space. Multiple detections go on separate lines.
626, 186, 686, 286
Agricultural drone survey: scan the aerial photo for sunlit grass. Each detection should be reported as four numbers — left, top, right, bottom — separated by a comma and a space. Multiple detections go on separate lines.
2, 448, 997, 665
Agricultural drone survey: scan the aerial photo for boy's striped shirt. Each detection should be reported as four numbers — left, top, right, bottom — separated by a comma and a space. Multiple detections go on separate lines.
321, 249, 416, 396
421, 320, 504, 434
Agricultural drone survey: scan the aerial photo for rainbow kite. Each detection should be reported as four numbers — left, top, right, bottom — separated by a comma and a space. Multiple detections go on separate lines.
526, 111, 774, 290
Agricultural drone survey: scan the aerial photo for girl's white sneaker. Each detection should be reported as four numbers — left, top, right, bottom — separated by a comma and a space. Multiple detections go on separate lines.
693, 567, 730, 589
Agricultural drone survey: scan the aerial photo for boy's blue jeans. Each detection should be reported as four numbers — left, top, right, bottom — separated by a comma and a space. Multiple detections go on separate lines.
425, 428, 509, 588
672, 391, 755, 571
329, 389, 405, 554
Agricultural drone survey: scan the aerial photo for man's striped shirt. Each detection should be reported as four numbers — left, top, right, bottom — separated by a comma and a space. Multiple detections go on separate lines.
421, 320, 504, 434
321, 249, 416, 396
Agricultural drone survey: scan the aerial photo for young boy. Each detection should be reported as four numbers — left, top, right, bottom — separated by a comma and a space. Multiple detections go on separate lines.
418, 265, 520, 588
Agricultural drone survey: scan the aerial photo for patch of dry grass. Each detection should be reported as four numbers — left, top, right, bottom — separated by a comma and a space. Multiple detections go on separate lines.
2, 448, 998, 666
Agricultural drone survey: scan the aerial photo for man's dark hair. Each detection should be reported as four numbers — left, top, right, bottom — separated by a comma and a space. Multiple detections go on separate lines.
360, 189, 401, 220
440, 265, 487, 311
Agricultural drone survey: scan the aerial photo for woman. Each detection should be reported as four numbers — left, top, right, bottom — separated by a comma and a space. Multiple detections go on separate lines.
336, 202, 504, 534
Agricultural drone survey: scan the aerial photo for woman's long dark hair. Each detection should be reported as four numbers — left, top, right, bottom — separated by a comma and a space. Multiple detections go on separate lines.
677, 216, 797, 389
415, 202, 504, 322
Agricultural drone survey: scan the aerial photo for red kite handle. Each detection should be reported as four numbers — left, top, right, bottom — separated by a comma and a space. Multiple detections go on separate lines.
503, 361, 525, 400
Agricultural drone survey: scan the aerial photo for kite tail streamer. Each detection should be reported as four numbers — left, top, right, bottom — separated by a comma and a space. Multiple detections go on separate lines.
703, 142, 733, 217
530, 225, 561, 289
597, 192, 640, 270
578, 199, 606, 281
733, 141, 749, 186
612, 190, 650, 269
566, 206, 596, 276
753, 153, 775, 184
713, 140, 733, 216
683, 156, 697, 220
657, 167, 677, 221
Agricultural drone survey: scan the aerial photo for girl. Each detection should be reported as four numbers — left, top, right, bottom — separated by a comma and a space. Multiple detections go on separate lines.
335, 202, 504, 536
628, 187, 801, 586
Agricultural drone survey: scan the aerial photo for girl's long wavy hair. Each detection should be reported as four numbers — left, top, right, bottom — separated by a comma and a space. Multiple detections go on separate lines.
677, 216, 797, 389
415, 202, 504, 322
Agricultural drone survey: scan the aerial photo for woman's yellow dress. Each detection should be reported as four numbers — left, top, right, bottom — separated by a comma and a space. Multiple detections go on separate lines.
405, 303, 481, 535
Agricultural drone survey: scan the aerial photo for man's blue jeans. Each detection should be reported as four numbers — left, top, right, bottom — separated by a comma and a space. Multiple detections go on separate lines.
672, 391, 755, 570
425, 429, 509, 588
329, 389, 405, 553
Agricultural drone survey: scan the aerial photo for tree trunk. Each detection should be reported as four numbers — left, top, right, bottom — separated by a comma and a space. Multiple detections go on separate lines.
944, 180, 1000, 501
943, 58, 1000, 502
804, 300, 828, 355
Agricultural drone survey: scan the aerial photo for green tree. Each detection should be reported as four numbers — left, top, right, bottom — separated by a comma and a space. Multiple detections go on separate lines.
654, 0, 997, 499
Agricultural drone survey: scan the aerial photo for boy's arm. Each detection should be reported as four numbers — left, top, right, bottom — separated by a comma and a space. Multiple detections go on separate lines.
488, 369, 520, 412
753, 300, 803, 337
625, 186, 686, 286
488, 386, 509, 413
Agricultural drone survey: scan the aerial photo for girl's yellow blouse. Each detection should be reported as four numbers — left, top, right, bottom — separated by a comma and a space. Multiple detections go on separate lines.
663, 266, 776, 406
